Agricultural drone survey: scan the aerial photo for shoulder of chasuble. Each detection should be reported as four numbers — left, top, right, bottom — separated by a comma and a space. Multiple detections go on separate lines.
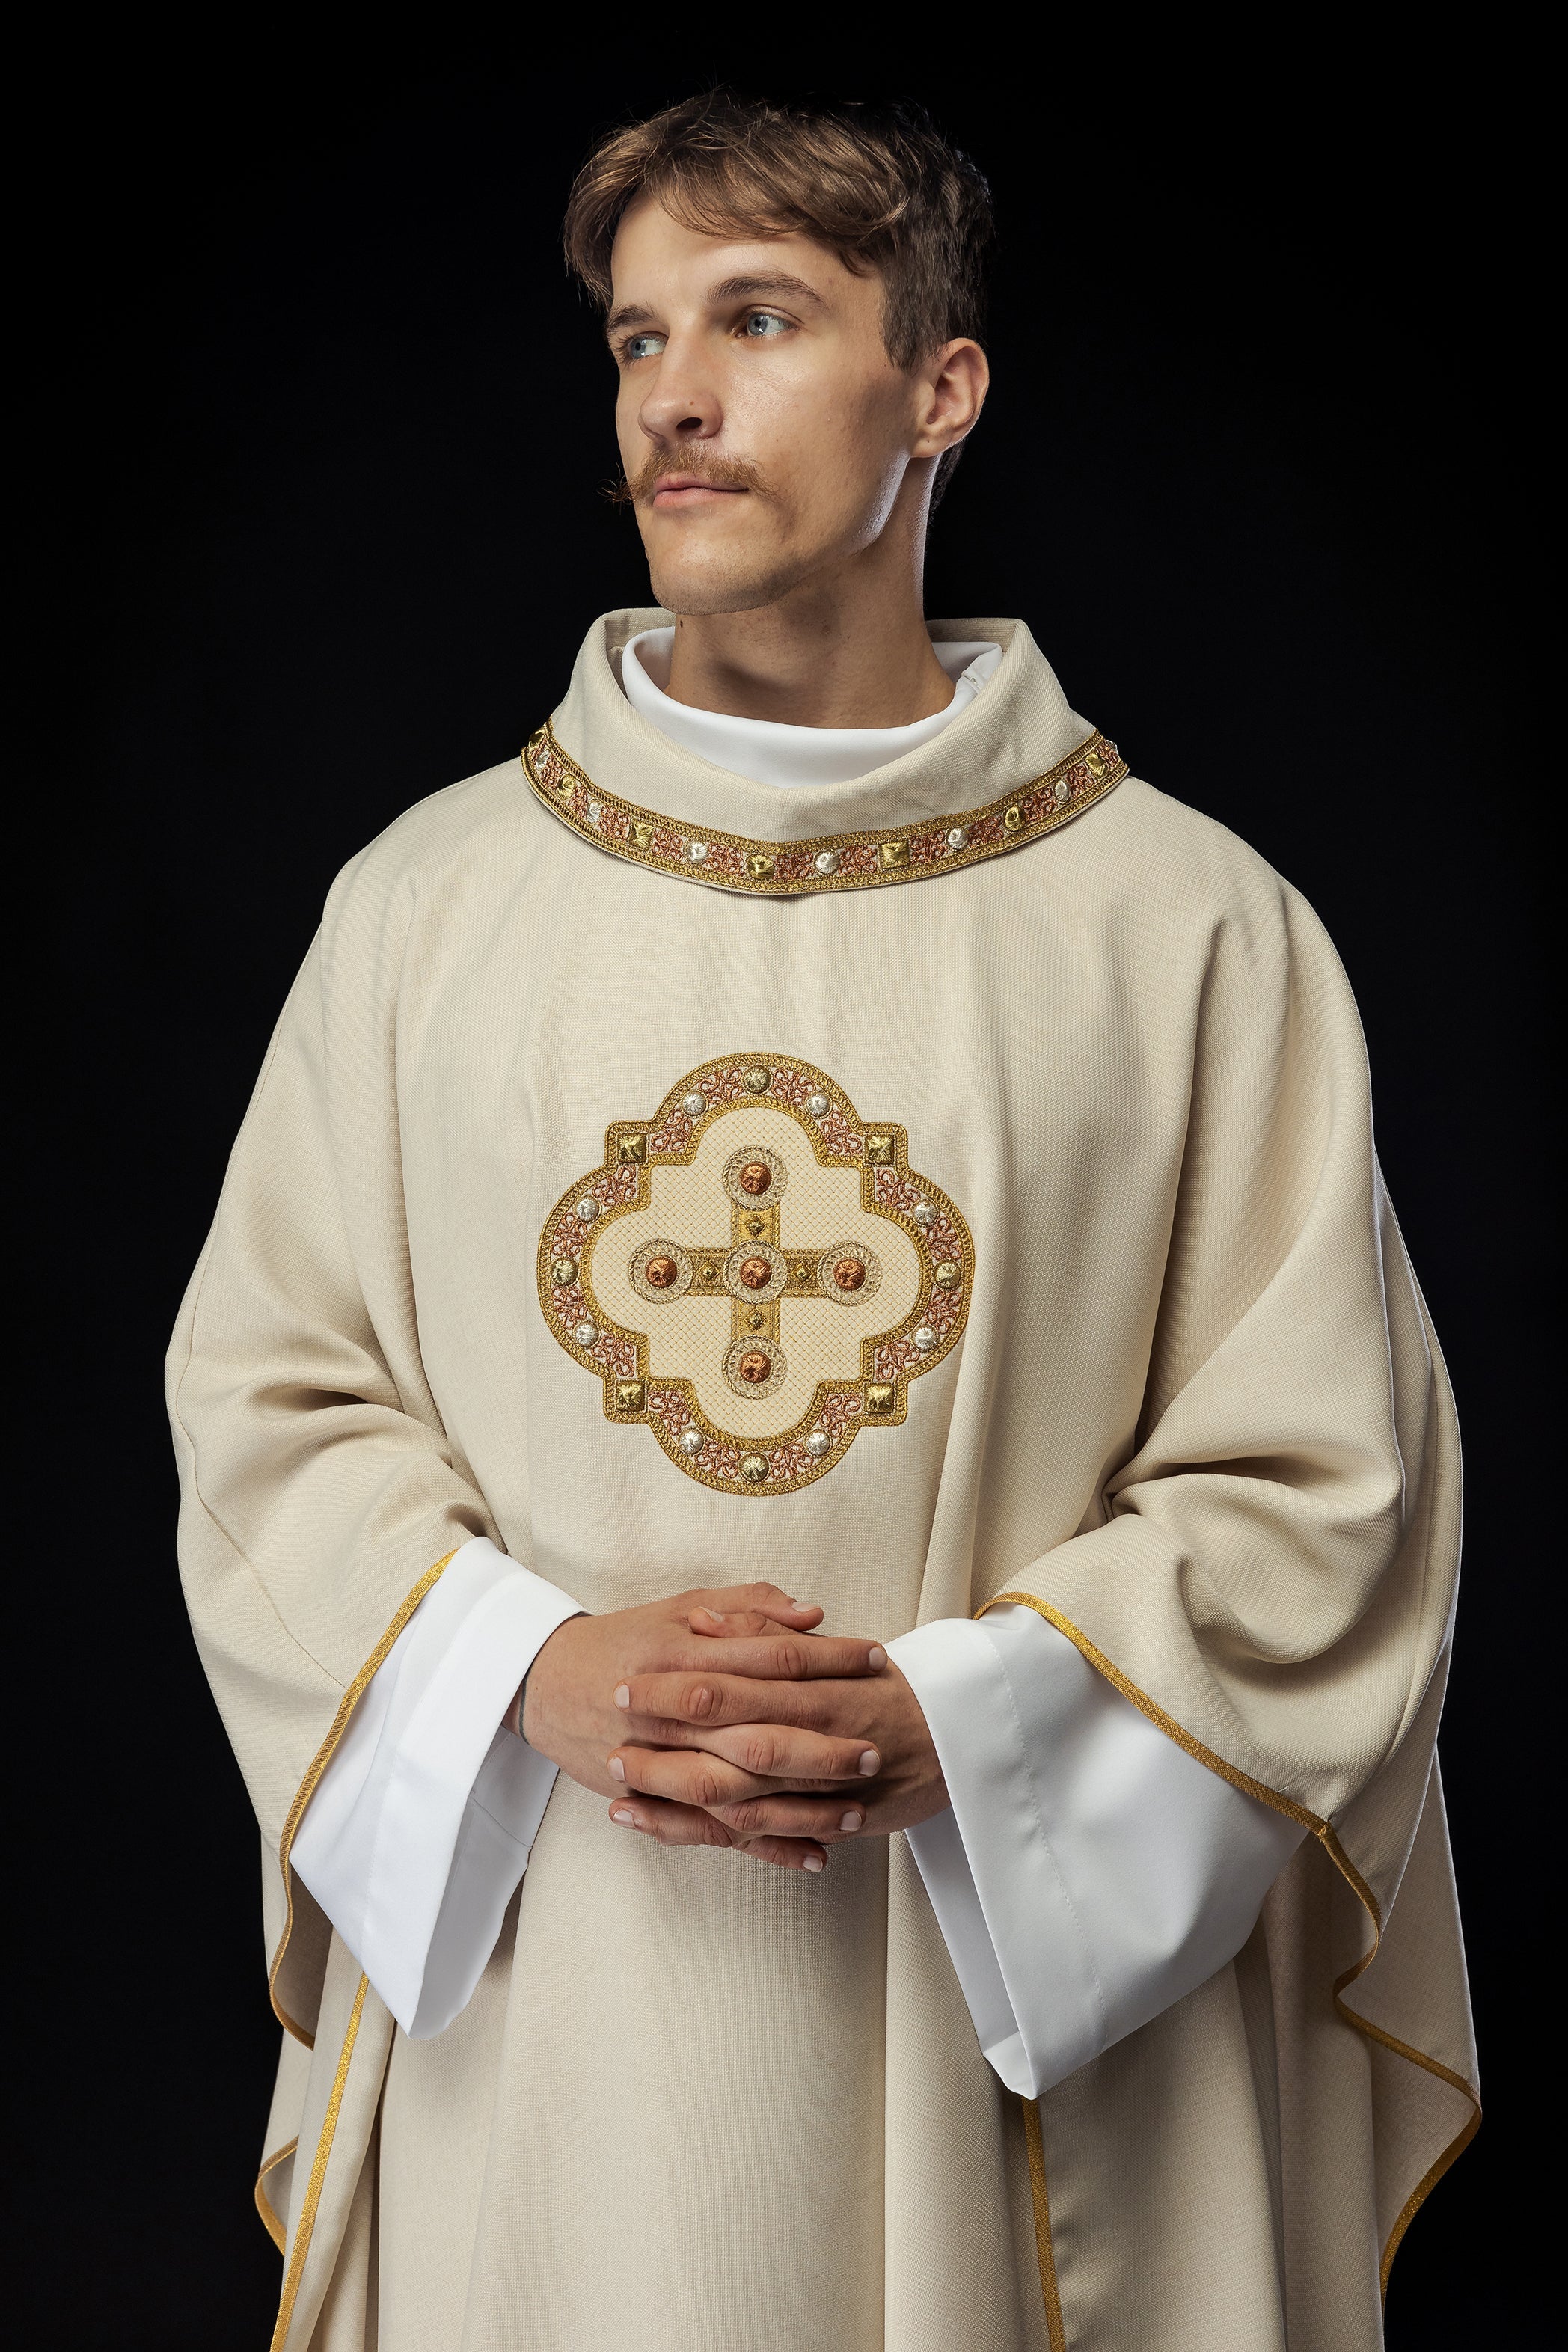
521, 720, 1126, 897
539, 1055, 975, 1496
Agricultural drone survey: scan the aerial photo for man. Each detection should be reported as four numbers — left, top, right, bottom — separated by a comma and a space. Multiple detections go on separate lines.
171, 94, 1476, 2352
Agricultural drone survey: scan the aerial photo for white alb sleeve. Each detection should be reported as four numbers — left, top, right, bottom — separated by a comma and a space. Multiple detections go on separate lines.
290, 1535, 583, 2039
888, 1604, 1305, 2097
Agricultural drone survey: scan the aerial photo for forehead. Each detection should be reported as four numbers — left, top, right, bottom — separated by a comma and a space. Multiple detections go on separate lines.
607, 195, 870, 310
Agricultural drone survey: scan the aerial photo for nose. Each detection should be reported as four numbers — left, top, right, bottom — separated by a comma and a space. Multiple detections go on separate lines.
636, 338, 723, 450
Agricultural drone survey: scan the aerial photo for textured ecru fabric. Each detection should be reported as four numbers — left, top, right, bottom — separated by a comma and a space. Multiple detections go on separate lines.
170, 610, 1474, 2351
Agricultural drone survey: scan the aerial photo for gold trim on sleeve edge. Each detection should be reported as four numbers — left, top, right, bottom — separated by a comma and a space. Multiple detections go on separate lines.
981, 1590, 1481, 2296
268, 1551, 459, 2047
1021, 2095, 1068, 2352
522, 720, 1125, 895
268, 1973, 368, 2352
254, 2136, 298, 2254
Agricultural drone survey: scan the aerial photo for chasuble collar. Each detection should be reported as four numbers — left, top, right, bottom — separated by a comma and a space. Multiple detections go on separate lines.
525, 609, 1125, 897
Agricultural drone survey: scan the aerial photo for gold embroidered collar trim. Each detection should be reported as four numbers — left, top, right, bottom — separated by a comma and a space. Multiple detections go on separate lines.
522, 719, 1125, 895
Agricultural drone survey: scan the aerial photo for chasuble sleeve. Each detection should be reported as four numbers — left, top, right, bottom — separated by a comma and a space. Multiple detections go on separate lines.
168, 898, 536, 2045
973, 862, 1473, 2166
891, 1605, 1304, 2095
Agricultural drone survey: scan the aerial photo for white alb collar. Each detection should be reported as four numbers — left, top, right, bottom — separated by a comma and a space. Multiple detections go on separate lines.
620, 628, 1002, 789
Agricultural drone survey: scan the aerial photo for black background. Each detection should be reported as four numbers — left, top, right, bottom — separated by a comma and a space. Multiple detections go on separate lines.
19, 31, 1553, 2348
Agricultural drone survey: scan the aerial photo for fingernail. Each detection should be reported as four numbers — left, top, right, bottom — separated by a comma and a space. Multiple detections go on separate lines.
839, 1810, 863, 1831
613, 1684, 631, 1709
803, 1852, 825, 1872
868, 1645, 886, 1670
610, 1808, 635, 1826
609, 1757, 625, 1780
696, 1606, 725, 1623
858, 1749, 881, 1776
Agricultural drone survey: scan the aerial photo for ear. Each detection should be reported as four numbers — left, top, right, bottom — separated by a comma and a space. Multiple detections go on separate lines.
911, 338, 990, 461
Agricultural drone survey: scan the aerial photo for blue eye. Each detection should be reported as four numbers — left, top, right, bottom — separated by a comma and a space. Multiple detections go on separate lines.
624, 333, 665, 362
742, 312, 789, 338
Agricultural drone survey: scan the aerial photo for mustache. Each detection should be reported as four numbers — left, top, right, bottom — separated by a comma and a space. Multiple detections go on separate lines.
609, 447, 767, 506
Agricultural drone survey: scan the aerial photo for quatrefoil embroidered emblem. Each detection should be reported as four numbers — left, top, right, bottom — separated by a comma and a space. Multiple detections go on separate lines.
537, 1053, 975, 1493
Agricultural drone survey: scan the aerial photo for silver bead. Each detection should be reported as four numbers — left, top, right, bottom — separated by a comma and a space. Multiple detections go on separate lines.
815, 850, 839, 876
913, 1200, 934, 1226
1054, 779, 1071, 805
687, 840, 708, 863
946, 826, 969, 851
575, 1319, 598, 1346
913, 1325, 937, 1351
806, 1092, 830, 1117
679, 1428, 704, 1456
575, 1196, 599, 1222
805, 1430, 830, 1458
682, 1091, 705, 1118
587, 799, 602, 821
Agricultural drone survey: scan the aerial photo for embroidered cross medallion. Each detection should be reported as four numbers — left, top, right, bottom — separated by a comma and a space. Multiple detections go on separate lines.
537, 1053, 974, 1493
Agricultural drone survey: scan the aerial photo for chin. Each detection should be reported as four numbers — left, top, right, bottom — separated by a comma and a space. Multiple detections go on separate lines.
645, 539, 806, 620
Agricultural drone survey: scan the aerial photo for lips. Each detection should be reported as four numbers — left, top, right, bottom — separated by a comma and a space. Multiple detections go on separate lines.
651, 477, 747, 503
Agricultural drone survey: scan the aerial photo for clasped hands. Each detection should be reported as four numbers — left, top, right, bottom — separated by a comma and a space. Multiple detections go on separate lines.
513, 1583, 948, 1871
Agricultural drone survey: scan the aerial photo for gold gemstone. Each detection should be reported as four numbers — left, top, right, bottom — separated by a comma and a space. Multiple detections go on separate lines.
792, 1263, 813, 1283
1085, 747, 1106, 780
699, 1262, 720, 1284
741, 1454, 768, 1483
738, 1350, 772, 1384
738, 1160, 771, 1195
746, 1309, 765, 1331
631, 819, 654, 848
738, 1255, 771, 1290
644, 1255, 679, 1290
616, 1133, 646, 1164
1004, 804, 1023, 833
833, 1256, 866, 1292
747, 851, 775, 878
865, 1133, 894, 1166
879, 839, 908, 870
744, 1066, 771, 1092
865, 1383, 895, 1415
934, 1260, 961, 1290
745, 1216, 764, 1238
551, 1256, 578, 1284
616, 1379, 646, 1412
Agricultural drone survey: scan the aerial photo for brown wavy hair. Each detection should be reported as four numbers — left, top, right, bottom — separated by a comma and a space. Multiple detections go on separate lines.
563, 91, 993, 506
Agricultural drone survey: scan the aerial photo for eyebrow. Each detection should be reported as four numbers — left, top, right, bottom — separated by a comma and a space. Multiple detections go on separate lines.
604, 272, 830, 340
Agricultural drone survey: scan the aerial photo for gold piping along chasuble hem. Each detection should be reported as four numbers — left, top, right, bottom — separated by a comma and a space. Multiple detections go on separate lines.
522, 719, 1126, 895
539, 1054, 975, 1494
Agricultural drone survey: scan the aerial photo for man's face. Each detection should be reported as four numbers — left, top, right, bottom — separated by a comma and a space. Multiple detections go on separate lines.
607, 199, 931, 616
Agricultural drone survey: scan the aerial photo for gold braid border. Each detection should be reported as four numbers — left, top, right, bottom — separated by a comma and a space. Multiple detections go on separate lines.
522, 720, 1125, 895
982, 1593, 1480, 2303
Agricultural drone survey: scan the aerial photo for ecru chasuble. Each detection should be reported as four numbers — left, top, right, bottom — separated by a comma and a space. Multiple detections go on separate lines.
170, 611, 1476, 2352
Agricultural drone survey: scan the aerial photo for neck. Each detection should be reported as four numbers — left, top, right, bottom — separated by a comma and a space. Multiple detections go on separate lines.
661, 508, 953, 731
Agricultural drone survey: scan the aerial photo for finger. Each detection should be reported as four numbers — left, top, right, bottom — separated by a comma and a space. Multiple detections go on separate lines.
735, 1834, 828, 1872
607, 1797, 825, 1869
687, 1583, 823, 1630
607, 1795, 737, 1849
616, 1668, 875, 1736
610, 1745, 772, 1810
670, 1632, 887, 1679
709, 1793, 868, 1839
685, 1721, 880, 1783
